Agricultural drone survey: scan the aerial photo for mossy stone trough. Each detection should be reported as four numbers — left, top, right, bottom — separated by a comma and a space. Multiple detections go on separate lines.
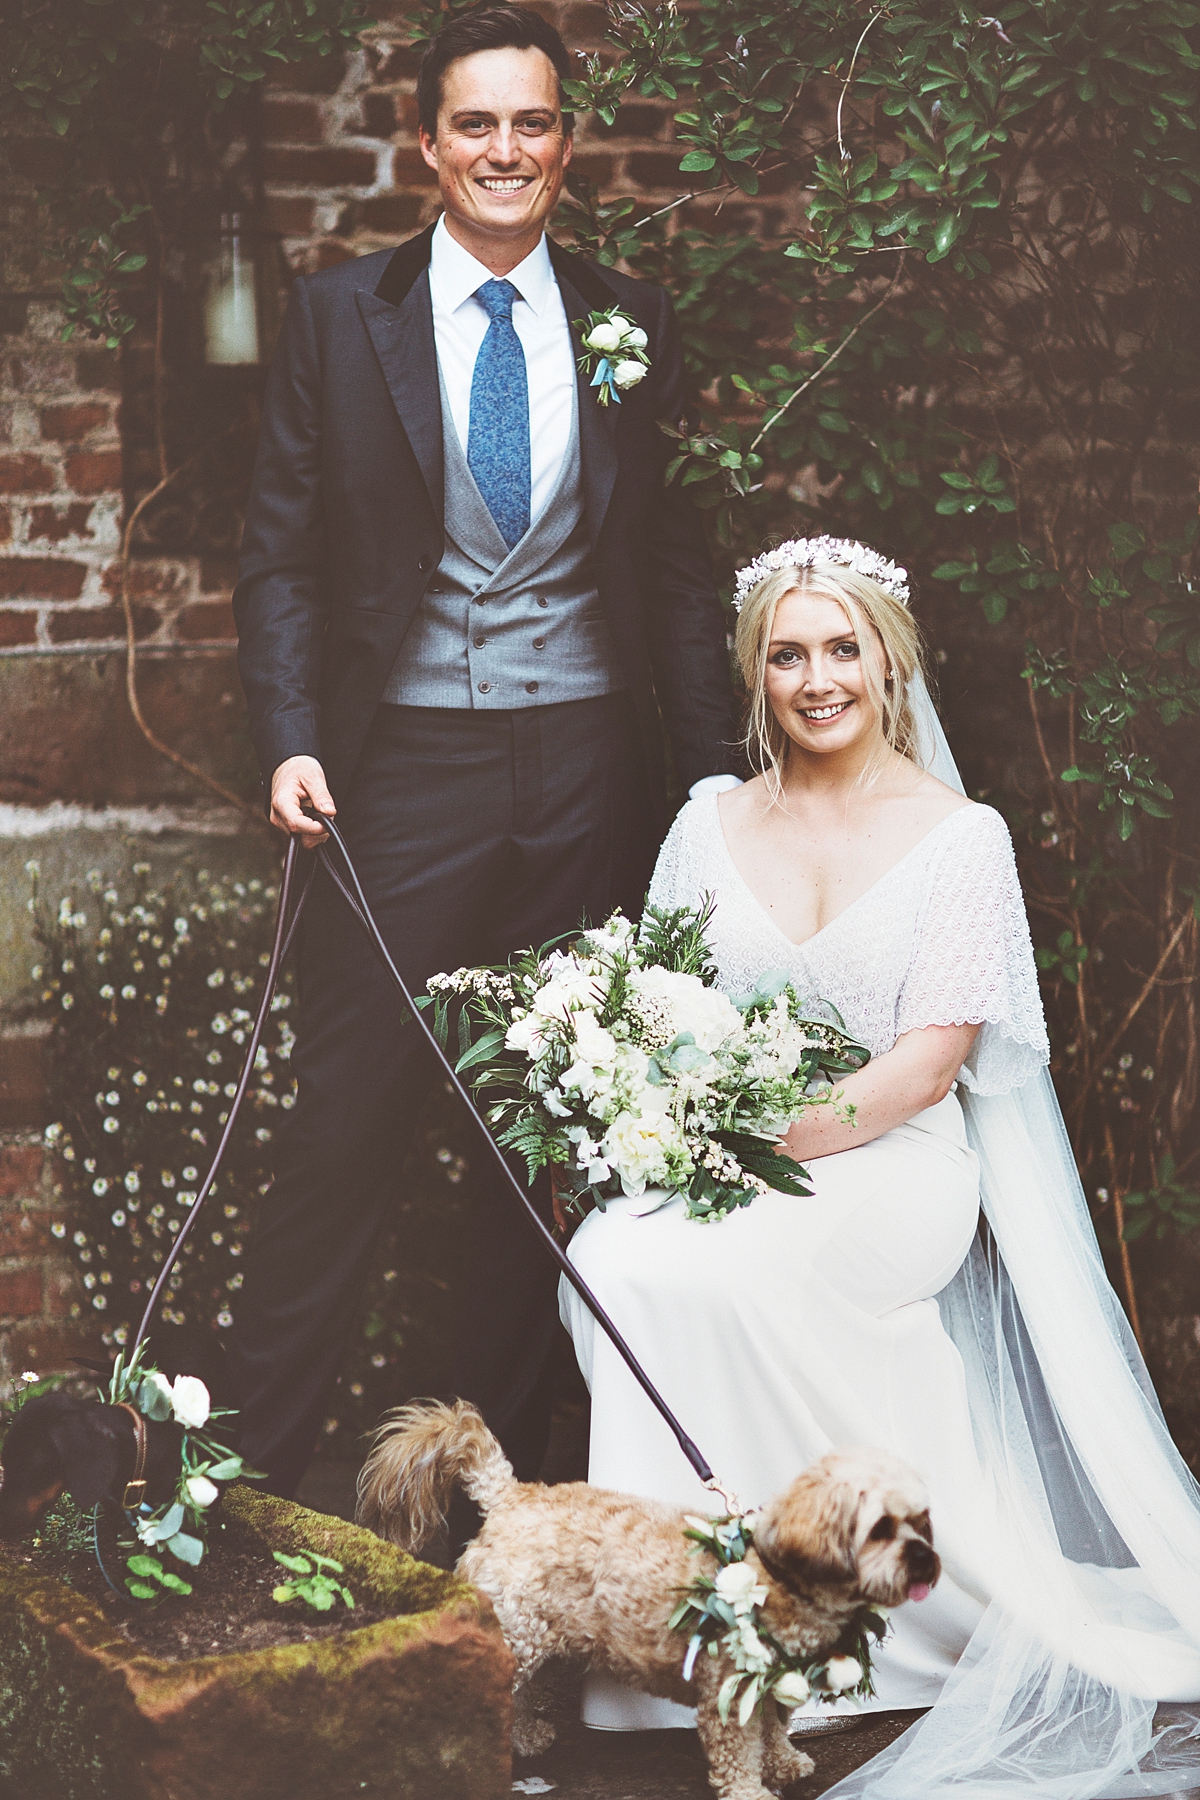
0, 1487, 514, 1799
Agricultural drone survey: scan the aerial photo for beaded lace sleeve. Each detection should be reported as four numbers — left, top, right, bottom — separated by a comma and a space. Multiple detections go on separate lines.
896, 806, 1050, 1094
645, 803, 704, 915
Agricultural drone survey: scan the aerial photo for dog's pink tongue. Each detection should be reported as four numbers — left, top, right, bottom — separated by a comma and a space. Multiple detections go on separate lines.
908, 1582, 931, 1603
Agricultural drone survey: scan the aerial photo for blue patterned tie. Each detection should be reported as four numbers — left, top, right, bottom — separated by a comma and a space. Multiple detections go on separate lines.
467, 278, 531, 550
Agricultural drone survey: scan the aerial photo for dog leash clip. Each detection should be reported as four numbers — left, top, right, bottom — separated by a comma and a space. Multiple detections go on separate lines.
703, 1474, 745, 1517
113, 1401, 149, 1514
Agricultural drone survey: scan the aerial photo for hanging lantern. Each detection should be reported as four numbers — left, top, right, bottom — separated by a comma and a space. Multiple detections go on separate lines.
202, 212, 262, 366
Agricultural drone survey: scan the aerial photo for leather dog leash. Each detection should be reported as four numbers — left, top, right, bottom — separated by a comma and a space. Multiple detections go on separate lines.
113, 1401, 148, 1510
132, 818, 737, 1508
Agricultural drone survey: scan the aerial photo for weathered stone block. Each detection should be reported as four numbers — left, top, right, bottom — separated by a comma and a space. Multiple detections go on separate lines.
0, 1488, 514, 1800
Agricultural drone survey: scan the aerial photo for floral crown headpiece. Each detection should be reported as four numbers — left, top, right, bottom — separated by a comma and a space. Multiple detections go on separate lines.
732, 536, 911, 612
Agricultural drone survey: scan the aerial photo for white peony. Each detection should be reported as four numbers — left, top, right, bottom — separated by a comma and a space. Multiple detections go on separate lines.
822, 1655, 862, 1692
772, 1670, 811, 1706
627, 965, 742, 1054
612, 359, 647, 391
715, 1561, 767, 1608
585, 321, 622, 353
186, 1474, 219, 1508
624, 325, 648, 349
602, 1091, 684, 1194
170, 1374, 211, 1430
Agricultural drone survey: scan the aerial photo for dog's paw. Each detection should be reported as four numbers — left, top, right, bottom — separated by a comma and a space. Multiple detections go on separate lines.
512, 1717, 557, 1758
768, 1745, 815, 1788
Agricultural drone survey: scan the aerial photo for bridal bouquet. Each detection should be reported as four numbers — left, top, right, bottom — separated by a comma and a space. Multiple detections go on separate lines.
421, 902, 869, 1223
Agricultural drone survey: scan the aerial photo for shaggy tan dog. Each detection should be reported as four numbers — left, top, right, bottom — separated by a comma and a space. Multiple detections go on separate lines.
358, 1401, 939, 1800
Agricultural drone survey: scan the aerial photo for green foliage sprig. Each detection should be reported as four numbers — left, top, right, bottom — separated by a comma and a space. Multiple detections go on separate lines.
272, 1550, 356, 1611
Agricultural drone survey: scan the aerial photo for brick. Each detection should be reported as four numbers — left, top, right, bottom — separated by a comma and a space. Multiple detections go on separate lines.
100, 559, 182, 600
352, 194, 423, 235
312, 240, 358, 270
589, 105, 667, 140
628, 152, 686, 189
27, 501, 93, 544
265, 51, 347, 93
200, 553, 238, 593
0, 454, 55, 495
5, 138, 72, 182
566, 153, 614, 186
263, 195, 318, 237
0, 506, 10, 544
0, 1145, 43, 1200
7, 350, 75, 394
46, 603, 159, 643
40, 402, 110, 442
45, 1264, 83, 1317
0, 297, 28, 335
0, 1267, 43, 1318
63, 449, 123, 494
361, 92, 398, 138
0, 1034, 48, 1130
175, 599, 236, 640
263, 96, 326, 143
0, 610, 37, 646
2, 1324, 103, 1373
560, 2, 610, 39
391, 148, 439, 188
0, 558, 87, 599
264, 145, 379, 187
74, 350, 121, 392
369, 44, 420, 82
0, 1213, 52, 1260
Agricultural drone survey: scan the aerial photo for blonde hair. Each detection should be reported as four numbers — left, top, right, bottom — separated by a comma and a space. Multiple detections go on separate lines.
735, 561, 928, 796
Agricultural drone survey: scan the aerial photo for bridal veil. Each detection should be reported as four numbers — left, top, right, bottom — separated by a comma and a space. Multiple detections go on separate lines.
833, 678, 1200, 1797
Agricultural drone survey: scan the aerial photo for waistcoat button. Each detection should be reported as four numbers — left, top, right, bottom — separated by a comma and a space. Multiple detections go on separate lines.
478, 681, 491, 694
532, 637, 545, 650
526, 681, 539, 694
536, 596, 549, 608
474, 635, 487, 648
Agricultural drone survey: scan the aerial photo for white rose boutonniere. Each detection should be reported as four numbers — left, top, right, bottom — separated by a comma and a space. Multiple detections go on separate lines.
575, 305, 651, 406
169, 1373, 211, 1430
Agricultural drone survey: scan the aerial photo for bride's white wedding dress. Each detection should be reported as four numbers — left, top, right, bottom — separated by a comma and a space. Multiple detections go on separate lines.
559, 704, 1200, 1799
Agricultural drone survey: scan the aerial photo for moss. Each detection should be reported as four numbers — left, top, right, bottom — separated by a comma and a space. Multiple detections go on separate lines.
0, 1490, 513, 1800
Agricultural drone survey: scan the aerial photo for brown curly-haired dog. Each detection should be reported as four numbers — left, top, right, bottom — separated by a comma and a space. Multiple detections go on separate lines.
358, 1401, 939, 1800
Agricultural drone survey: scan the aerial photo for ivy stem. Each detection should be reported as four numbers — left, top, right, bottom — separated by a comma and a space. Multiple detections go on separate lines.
748, 257, 905, 454
118, 439, 261, 819
837, 11, 884, 162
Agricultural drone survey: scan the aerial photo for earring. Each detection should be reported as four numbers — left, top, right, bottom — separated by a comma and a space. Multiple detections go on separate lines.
885, 668, 894, 681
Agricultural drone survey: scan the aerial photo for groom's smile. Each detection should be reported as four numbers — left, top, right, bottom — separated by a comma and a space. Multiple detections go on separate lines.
419, 44, 573, 276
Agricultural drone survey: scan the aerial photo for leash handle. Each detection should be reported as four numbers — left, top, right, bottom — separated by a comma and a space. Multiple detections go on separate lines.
132, 814, 718, 1489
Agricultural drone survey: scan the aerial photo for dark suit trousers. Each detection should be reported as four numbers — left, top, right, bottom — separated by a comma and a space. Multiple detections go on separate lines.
228, 694, 652, 1498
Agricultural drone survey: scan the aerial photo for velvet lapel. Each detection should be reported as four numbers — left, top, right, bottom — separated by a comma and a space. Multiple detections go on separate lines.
355, 225, 442, 521
547, 240, 620, 548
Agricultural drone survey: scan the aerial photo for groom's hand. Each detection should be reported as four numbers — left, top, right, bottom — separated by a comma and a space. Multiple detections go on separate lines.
270, 755, 336, 845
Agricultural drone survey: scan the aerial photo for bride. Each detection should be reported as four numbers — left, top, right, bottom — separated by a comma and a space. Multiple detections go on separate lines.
559, 537, 1200, 1798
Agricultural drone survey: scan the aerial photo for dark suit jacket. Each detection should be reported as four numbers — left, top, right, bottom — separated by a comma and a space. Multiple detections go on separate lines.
234, 223, 738, 820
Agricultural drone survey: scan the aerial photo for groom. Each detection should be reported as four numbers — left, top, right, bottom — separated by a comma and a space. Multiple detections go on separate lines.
230, 3, 739, 1501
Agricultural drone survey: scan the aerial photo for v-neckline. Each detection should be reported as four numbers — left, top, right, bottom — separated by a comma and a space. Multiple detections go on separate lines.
706, 793, 979, 954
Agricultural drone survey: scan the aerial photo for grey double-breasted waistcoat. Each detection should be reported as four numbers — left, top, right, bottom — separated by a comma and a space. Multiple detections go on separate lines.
383, 360, 621, 709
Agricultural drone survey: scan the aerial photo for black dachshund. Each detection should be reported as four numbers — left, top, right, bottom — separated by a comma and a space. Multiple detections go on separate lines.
0, 1326, 232, 1540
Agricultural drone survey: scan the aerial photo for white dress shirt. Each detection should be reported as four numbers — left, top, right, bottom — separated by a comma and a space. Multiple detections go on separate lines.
428, 216, 575, 524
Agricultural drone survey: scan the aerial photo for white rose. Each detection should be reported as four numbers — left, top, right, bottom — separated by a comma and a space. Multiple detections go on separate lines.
608, 314, 634, 337
137, 1369, 176, 1421
612, 359, 647, 391
186, 1474, 219, 1508
714, 1561, 763, 1606
585, 321, 622, 353
170, 1374, 211, 1430
772, 1670, 811, 1706
822, 1655, 862, 1693
505, 1013, 547, 1058
624, 325, 648, 349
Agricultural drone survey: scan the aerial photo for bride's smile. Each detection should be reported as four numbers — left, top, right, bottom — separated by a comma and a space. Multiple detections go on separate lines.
765, 590, 877, 758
